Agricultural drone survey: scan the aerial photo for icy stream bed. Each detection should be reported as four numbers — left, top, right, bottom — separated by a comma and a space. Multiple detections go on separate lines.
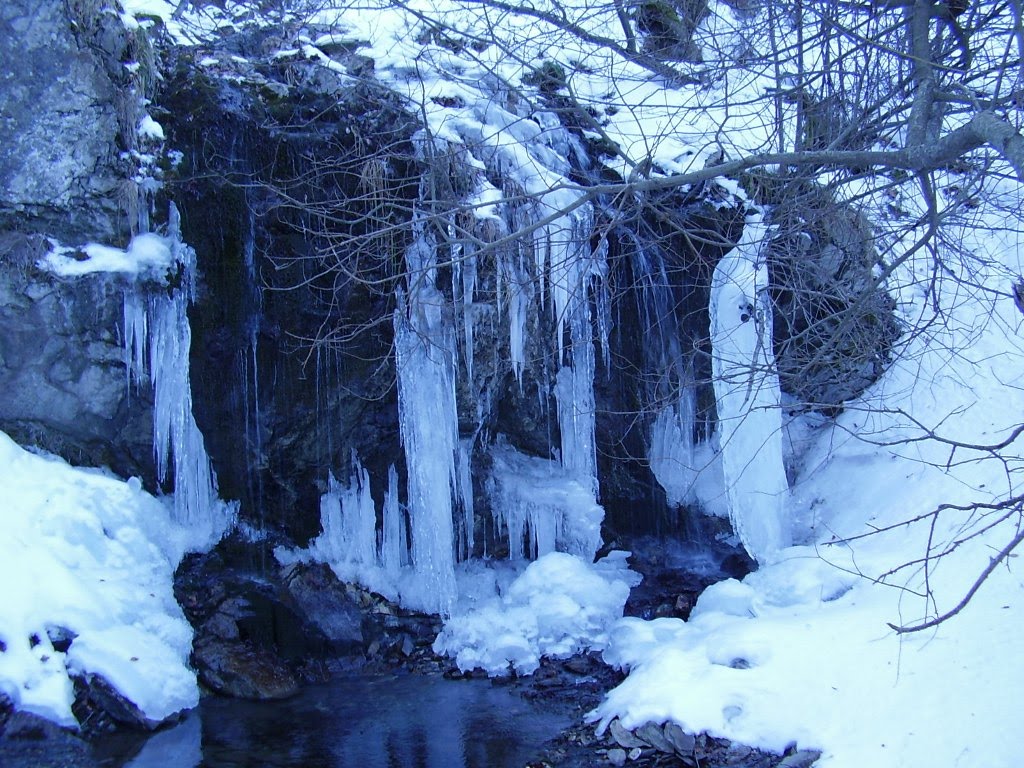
92, 673, 571, 768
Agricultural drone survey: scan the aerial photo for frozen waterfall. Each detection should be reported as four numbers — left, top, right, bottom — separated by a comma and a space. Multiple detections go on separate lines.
122, 206, 235, 545
709, 215, 791, 563
394, 228, 461, 615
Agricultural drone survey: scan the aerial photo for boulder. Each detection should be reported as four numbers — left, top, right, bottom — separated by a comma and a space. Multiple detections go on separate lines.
192, 638, 300, 700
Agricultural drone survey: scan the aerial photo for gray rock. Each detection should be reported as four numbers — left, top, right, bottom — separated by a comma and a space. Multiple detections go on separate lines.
606, 747, 627, 766
0, 243, 154, 480
283, 563, 364, 653
777, 749, 822, 768
635, 721, 674, 753
0, 0, 129, 242
72, 672, 171, 731
192, 638, 300, 700
663, 721, 696, 756
609, 718, 646, 749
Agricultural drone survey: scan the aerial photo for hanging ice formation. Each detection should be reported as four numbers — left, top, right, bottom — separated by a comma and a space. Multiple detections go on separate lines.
306, 118, 611, 614
709, 214, 791, 563
628, 232, 714, 513
123, 204, 235, 544
542, 196, 605, 494
488, 441, 603, 561
393, 224, 461, 615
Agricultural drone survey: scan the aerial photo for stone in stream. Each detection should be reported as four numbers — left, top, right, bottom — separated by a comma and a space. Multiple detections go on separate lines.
192, 638, 300, 700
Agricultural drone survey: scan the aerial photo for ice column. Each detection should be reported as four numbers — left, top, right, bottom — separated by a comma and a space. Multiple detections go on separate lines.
379, 464, 407, 575
314, 456, 379, 567
124, 205, 234, 543
394, 227, 459, 615
545, 198, 601, 494
709, 215, 791, 563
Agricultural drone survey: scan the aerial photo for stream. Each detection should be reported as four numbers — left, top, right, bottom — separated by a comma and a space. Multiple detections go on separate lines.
93, 673, 571, 768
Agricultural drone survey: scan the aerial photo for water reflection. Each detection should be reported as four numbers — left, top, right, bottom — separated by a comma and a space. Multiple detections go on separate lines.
101, 673, 568, 768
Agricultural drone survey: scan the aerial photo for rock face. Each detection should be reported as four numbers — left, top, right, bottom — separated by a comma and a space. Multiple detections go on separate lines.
0, 0, 133, 243
0, 237, 154, 479
0, 0, 156, 481
0, 1, 900, 557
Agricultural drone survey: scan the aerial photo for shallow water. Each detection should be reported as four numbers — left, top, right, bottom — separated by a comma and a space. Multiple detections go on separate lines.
96, 673, 570, 768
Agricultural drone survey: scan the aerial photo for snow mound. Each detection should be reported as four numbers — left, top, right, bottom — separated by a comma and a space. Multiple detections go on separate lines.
0, 431, 201, 727
433, 551, 640, 676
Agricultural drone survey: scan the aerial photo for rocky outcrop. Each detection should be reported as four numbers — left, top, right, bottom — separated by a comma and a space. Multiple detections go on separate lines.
759, 176, 901, 411
174, 540, 443, 700
0, 0, 157, 480
0, 0, 137, 243
0, 236, 154, 479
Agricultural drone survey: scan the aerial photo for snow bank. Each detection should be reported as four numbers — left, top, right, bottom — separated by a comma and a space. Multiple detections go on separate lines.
0, 431, 200, 727
434, 551, 640, 676
592, 186, 1024, 767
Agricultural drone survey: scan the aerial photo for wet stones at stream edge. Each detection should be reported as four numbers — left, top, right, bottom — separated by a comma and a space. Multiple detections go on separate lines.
174, 535, 445, 701
444, 649, 816, 768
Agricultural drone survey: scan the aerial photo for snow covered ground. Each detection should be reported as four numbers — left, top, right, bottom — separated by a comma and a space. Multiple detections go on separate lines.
589, 167, 1024, 766
0, 431, 204, 727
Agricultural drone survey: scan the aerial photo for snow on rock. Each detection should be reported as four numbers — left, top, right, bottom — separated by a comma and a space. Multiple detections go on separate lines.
709, 214, 790, 564
40, 233, 176, 279
0, 430, 200, 727
434, 551, 640, 676
138, 114, 165, 142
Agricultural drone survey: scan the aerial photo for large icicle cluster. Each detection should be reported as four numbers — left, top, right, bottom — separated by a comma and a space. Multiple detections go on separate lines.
393, 226, 463, 615
709, 215, 790, 563
488, 441, 604, 561
123, 205, 235, 544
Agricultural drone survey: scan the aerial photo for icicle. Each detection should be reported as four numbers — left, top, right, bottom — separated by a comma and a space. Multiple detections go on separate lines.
123, 204, 234, 543
456, 439, 475, 561
394, 223, 459, 616
537, 197, 601, 495
505, 254, 532, 387
380, 464, 407, 575
461, 245, 478, 385
488, 442, 603, 561
709, 215, 791, 563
